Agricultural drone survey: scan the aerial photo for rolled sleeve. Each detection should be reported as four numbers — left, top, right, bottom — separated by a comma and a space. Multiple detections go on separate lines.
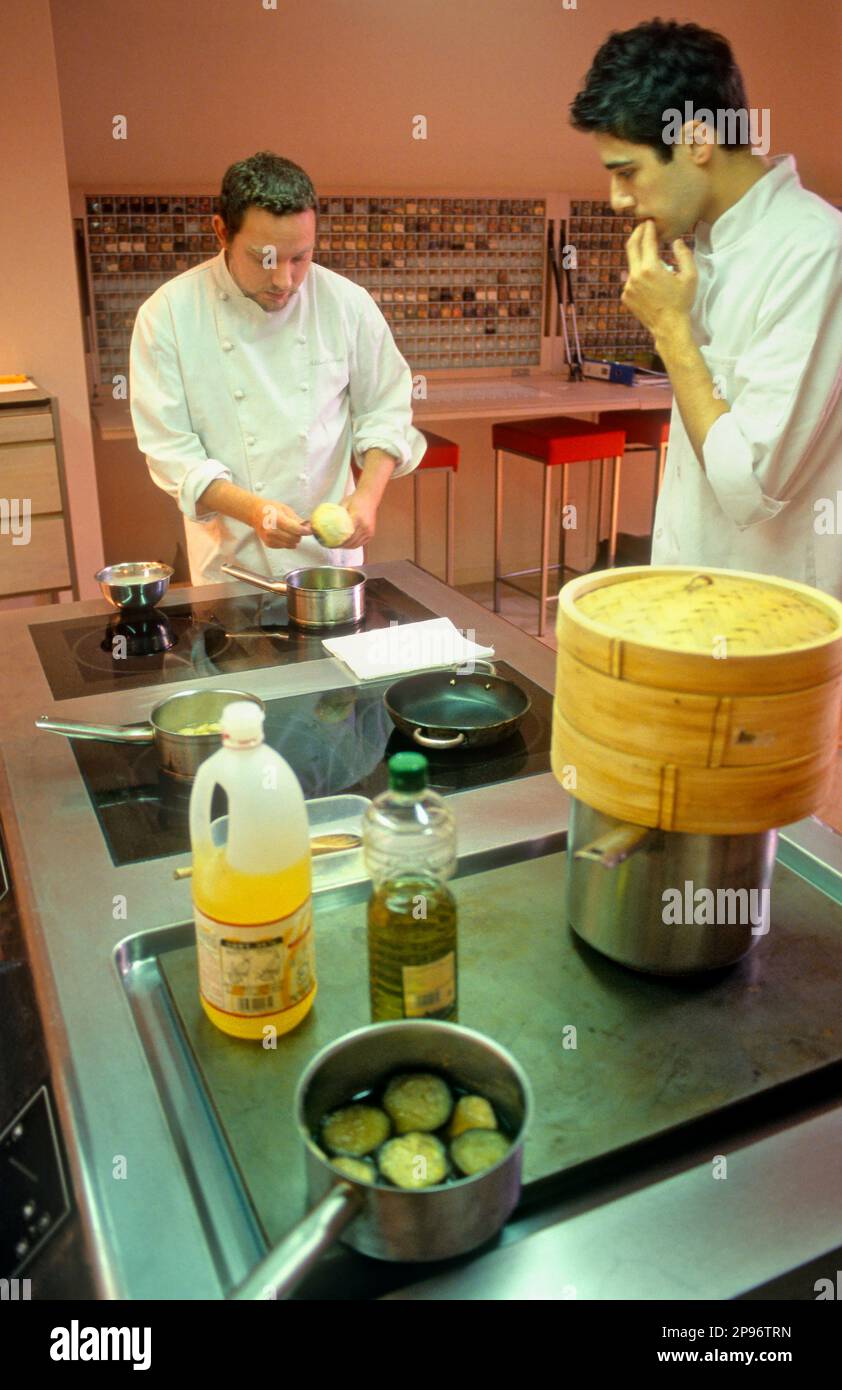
702, 237, 842, 530
348, 294, 427, 479
129, 297, 232, 522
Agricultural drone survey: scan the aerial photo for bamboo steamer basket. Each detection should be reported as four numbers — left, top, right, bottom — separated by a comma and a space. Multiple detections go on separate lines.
552, 566, 842, 834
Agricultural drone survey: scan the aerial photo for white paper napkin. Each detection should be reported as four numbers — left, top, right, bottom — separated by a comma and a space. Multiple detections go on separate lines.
322, 618, 495, 681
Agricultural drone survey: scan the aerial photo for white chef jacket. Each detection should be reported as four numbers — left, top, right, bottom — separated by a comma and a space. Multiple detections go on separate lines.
651, 155, 842, 597
129, 251, 426, 584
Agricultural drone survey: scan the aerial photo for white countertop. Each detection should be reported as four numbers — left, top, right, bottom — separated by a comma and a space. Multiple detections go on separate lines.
91, 373, 672, 441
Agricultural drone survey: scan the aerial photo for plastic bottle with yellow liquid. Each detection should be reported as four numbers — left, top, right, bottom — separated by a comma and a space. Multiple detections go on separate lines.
189, 700, 316, 1040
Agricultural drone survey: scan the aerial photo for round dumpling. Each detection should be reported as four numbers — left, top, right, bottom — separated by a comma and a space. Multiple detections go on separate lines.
321, 1104, 391, 1157
447, 1094, 498, 1140
378, 1133, 449, 1189
450, 1128, 510, 1177
311, 503, 354, 548
330, 1155, 377, 1185
383, 1073, 453, 1134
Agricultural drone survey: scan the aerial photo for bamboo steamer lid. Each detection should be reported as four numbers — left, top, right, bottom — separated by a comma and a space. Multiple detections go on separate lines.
552, 566, 842, 833
557, 566, 842, 695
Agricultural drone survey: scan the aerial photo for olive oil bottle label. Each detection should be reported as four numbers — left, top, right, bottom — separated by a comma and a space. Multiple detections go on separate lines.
401, 952, 456, 1018
195, 899, 315, 1018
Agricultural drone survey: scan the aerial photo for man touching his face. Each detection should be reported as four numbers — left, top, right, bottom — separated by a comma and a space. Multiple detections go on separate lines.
570, 20, 842, 597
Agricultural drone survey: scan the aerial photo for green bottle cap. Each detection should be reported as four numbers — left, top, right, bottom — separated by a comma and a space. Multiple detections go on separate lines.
388, 751, 428, 792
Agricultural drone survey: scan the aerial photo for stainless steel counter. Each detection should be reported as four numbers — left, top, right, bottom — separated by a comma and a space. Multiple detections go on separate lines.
1, 559, 841, 1300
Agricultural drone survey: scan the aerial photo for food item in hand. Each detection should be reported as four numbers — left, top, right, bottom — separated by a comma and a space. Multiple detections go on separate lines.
450, 1128, 510, 1176
311, 502, 355, 548
176, 720, 223, 736
330, 1155, 377, 1185
383, 1072, 454, 1134
447, 1094, 498, 1140
321, 1103, 391, 1157
378, 1132, 449, 1189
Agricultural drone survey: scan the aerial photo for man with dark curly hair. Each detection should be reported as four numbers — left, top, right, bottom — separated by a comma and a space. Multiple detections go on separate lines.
571, 19, 842, 597
131, 152, 425, 584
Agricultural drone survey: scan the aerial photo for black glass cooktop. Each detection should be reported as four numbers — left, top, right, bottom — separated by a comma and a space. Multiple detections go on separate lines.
29, 579, 435, 701
70, 662, 554, 867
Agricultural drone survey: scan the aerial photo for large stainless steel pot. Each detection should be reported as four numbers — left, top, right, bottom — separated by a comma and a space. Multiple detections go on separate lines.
230, 1020, 532, 1299
221, 563, 365, 628
35, 688, 264, 780
566, 796, 778, 974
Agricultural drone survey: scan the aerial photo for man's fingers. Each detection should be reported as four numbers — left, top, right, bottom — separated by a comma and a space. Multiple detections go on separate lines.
625, 222, 648, 275
639, 219, 661, 269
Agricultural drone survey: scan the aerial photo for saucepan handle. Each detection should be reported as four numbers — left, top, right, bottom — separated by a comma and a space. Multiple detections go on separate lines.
229, 1182, 363, 1300
413, 728, 466, 749
35, 716, 154, 744
573, 822, 653, 868
221, 563, 288, 596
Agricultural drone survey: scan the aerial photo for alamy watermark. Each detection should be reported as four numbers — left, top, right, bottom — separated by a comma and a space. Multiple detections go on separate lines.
0, 497, 31, 546
662, 880, 770, 935
662, 102, 771, 156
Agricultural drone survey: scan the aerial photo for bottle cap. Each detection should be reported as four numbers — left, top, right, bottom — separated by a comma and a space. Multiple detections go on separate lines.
388, 751, 428, 792
220, 700, 264, 748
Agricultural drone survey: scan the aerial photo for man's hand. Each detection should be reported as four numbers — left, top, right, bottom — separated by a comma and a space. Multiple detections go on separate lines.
252, 499, 312, 550
621, 220, 697, 338
344, 491, 379, 548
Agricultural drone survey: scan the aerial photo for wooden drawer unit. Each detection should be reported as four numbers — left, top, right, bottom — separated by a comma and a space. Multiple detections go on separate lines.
0, 389, 76, 599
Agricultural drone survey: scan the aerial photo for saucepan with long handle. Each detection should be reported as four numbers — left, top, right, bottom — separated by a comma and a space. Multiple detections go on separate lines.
229, 1020, 532, 1299
35, 688, 264, 781
222, 563, 365, 629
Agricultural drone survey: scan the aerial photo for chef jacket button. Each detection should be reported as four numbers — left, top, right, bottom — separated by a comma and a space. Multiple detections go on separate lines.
246, 435, 256, 446
222, 340, 234, 351
296, 335, 306, 345
254, 481, 265, 492
655, 528, 663, 539
300, 382, 309, 391
219, 292, 229, 301
298, 430, 307, 441
298, 474, 307, 482
233, 389, 244, 400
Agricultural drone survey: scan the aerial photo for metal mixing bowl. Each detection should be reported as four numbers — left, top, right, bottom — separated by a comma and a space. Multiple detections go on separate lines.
94, 561, 174, 610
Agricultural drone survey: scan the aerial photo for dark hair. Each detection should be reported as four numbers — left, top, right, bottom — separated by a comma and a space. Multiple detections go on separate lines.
218, 151, 317, 235
569, 19, 750, 162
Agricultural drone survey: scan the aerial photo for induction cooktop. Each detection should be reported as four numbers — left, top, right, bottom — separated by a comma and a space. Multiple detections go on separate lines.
29, 578, 436, 702
70, 661, 554, 867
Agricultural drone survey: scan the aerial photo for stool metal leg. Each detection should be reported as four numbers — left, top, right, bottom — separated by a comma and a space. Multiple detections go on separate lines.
494, 448, 503, 613
594, 458, 605, 569
445, 467, 455, 587
539, 463, 553, 638
413, 472, 421, 568
557, 464, 569, 585
608, 454, 622, 567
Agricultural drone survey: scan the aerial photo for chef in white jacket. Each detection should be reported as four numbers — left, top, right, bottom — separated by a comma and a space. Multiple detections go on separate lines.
130, 152, 426, 585
571, 20, 842, 598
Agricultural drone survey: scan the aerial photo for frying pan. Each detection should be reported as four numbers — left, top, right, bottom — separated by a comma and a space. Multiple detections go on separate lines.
221, 563, 365, 629
384, 670, 531, 750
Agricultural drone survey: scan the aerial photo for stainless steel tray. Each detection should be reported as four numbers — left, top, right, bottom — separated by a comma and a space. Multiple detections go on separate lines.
132, 851, 842, 1296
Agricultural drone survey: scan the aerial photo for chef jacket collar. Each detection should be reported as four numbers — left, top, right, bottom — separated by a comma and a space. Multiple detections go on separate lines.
209, 248, 302, 320
692, 154, 798, 255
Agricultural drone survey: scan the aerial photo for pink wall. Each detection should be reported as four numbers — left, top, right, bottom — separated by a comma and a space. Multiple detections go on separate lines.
51, 0, 841, 199
1, 1, 104, 600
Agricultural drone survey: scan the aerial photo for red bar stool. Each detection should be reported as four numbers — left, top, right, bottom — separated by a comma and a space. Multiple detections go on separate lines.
415, 430, 459, 586
597, 409, 671, 532
493, 416, 626, 637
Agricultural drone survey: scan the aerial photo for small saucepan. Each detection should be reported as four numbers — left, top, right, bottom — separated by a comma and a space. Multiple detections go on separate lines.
385, 669, 531, 750
35, 688, 264, 781
230, 1020, 532, 1300
221, 563, 365, 629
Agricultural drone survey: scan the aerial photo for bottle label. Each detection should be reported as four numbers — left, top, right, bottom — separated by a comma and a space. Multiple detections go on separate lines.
195, 898, 315, 1018
401, 952, 456, 1018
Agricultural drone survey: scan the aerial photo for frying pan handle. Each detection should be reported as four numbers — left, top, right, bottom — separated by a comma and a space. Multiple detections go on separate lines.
35, 716, 153, 744
221, 562, 289, 596
229, 1182, 363, 1300
413, 728, 466, 749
